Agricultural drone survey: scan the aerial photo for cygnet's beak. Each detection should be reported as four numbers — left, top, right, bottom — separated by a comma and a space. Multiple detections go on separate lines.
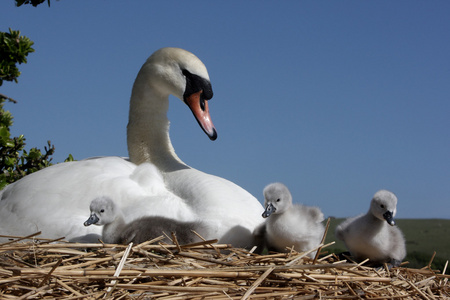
84, 213, 99, 226
262, 203, 276, 218
185, 90, 217, 141
383, 211, 395, 226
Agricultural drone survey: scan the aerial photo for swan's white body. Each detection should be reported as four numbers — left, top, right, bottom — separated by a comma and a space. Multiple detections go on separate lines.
335, 190, 406, 266
0, 47, 264, 247
256, 183, 325, 258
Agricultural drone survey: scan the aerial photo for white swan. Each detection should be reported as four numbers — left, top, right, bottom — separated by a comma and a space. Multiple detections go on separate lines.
84, 196, 209, 244
0, 47, 264, 247
254, 182, 325, 258
335, 190, 406, 267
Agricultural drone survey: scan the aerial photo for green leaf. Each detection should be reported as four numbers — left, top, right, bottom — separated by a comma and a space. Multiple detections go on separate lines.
0, 126, 11, 142
64, 154, 75, 162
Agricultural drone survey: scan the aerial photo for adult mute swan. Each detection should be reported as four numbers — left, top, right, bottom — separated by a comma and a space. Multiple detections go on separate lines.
335, 190, 406, 267
0, 47, 264, 247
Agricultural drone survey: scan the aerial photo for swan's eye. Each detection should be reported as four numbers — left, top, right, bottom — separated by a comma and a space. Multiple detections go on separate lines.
380, 204, 385, 209
276, 198, 281, 202
182, 69, 214, 101
100, 209, 105, 213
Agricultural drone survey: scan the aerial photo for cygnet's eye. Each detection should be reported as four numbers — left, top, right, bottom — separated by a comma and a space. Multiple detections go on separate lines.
276, 198, 281, 202
100, 209, 105, 213
380, 204, 385, 209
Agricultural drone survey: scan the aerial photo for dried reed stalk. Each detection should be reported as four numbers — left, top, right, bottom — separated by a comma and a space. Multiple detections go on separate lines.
0, 233, 448, 299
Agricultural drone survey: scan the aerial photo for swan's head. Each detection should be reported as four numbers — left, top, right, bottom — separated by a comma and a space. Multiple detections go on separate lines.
84, 197, 118, 227
262, 182, 293, 218
138, 47, 217, 140
370, 190, 398, 226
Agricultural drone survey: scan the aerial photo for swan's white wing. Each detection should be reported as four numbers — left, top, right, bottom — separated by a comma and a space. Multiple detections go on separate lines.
164, 168, 263, 246
0, 157, 193, 242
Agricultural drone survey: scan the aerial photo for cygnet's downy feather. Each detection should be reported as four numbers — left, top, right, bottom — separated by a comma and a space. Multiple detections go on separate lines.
84, 196, 209, 244
335, 190, 406, 267
255, 182, 325, 258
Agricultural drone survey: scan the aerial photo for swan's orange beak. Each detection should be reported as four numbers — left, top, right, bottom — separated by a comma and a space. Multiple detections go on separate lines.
185, 90, 217, 140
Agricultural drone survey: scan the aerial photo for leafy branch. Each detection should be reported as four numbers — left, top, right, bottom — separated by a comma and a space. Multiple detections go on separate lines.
0, 28, 35, 86
0, 28, 73, 189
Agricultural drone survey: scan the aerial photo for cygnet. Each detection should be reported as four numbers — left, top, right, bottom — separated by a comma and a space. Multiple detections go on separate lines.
84, 196, 208, 244
256, 183, 325, 258
335, 190, 406, 267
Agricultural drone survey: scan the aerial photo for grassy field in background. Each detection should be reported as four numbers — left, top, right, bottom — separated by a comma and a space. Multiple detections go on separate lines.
324, 218, 450, 272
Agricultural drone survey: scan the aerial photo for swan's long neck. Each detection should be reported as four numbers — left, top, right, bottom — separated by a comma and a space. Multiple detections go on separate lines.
102, 215, 126, 244
127, 73, 187, 171
364, 211, 384, 232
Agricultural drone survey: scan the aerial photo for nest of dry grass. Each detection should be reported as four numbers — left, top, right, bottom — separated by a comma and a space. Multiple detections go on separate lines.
0, 231, 448, 299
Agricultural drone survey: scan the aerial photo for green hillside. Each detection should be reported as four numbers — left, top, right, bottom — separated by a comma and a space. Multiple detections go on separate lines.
324, 218, 450, 272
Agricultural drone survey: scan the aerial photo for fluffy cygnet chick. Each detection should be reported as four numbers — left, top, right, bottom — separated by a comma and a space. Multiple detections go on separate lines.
335, 190, 406, 267
84, 196, 208, 244
257, 183, 325, 258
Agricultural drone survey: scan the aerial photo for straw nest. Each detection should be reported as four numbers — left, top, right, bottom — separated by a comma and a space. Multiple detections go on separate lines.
0, 230, 448, 299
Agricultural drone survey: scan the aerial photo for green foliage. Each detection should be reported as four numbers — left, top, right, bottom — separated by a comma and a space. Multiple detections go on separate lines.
1, 28, 74, 189
0, 105, 76, 187
0, 98, 60, 190
15, 0, 51, 7
0, 28, 35, 86
406, 251, 449, 272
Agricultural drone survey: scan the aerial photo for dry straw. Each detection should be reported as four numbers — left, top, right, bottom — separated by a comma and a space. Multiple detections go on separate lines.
0, 231, 448, 299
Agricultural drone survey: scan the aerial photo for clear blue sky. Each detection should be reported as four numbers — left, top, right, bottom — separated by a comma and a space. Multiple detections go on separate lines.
2, 1, 449, 219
